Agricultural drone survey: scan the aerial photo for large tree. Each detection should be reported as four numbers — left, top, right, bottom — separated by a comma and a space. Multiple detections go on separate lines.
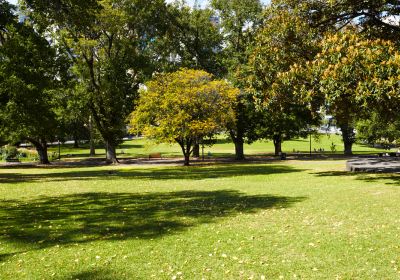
285, 30, 400, 155
130, 69, 238, 166
278, 0, 400, 42
22, 0, 170, 164
156, 3, 224, 76
211, 0, 264, 160
245, 5, 321, 155
0, 5, 67, 164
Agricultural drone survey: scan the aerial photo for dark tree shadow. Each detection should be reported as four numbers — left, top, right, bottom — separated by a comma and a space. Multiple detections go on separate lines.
0, 164, 303, 184
314, 170, 400, 186
62, 269, 119, 280
0, 190, 306, 261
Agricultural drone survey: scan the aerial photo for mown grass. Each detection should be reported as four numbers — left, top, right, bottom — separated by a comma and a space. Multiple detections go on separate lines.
50, 134, 391, 159
1, 160, 400, 279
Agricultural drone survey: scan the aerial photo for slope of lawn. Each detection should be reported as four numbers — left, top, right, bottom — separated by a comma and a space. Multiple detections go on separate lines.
0, 160, 400, 279
49, 134, 391, 160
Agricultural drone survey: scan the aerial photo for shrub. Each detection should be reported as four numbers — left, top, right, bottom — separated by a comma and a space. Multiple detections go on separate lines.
1, 145, 18, 160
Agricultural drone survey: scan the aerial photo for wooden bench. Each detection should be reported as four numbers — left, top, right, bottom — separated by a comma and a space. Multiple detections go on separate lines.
148, 153, 162, 160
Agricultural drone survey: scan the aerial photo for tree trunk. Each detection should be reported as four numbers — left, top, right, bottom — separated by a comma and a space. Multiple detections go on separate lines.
29, 138, 50, 164
177, 139, 192, 166
89, 116, 96, 157
105, 141, 118, 164
340, 124, 355, 156
230, 131, 245, 160
234, 138, 245, 160
184, 153, 190, 166
273, 135, 282, 156
192, 143, 200, 158
73, 137, 79, 148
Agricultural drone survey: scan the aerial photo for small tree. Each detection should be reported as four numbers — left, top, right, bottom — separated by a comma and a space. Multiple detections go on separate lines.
130, 69, 238, 166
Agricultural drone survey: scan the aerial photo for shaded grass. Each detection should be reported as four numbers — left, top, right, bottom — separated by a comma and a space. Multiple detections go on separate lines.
0, 164, 300, 184
1, 161, 400, 279
0, 190, 304, 248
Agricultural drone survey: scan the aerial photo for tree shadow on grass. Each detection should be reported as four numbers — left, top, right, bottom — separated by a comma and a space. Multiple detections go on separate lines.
0, 164, 303, 184
314, 170, 400, 187
0, 190, 306, 261
61, 269, 120, 280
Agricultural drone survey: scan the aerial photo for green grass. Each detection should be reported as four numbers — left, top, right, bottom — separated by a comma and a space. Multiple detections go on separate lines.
1, 160, 400, 279
49, 134, 392, 160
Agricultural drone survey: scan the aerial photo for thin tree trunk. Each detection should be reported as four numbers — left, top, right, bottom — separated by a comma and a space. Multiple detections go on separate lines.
193, 143, 200, 158
105, 141, 118, 164
73, 137, 79, 148
273, 135, 282, 156
89, 116, 96, 157
177, 139, 192, 166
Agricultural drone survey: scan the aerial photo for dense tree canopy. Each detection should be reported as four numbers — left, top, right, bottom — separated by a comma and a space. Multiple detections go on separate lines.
245, 6, 321, 155
22, 0, 170, 163
211, 0, 264, 160
283, 31, 400, 155
276, 0, 400, 42
130, 69, 238, 166
0, 6, 68, 163
156, 3, 224, 76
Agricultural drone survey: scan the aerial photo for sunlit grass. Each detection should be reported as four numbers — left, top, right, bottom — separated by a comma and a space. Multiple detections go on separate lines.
49, 134, 391, 160
1, 160, 400, 279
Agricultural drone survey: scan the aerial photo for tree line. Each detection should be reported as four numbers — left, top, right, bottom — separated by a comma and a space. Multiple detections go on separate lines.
1, 0, 400, 164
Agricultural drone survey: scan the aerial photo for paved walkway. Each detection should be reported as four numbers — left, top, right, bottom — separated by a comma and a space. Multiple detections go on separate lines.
347, 157, 400, 173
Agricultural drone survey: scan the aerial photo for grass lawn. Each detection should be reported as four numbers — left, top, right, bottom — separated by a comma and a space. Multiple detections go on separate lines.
49, 134, 392, 160
1, 160, 400, 279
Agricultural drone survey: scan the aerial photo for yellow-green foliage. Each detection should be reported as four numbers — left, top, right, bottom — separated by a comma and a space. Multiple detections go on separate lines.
282, 30, 400, 122
130, 69, 239, 146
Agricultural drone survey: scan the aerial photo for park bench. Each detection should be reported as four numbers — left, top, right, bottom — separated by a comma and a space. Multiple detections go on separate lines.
148, 153, 162, 160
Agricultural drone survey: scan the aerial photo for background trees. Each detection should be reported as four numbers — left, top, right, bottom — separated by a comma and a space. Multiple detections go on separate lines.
0, 4, 68, 164
23, 0, 170, 163
130, 69, 238, 166
285, 31, 400, 155
245, 6, 321, 155
211, 0, 264, 160
156, 3, 224, 76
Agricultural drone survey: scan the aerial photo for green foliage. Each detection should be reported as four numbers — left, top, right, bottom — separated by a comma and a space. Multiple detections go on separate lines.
22, 0, 171, 163
210, 0, 264, 159
211, 0, 263, 72
0, 145, 18, 160
357, 112, 400, 145
0, 9, 67, 163
130, 69, 239, 165
274, 0, 400, 43
156, 4, 224, 76
284, 30, 400, 154
244, 6, 321, 154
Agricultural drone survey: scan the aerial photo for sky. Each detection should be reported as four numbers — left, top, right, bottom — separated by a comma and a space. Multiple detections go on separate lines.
7, 0, 271, 7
